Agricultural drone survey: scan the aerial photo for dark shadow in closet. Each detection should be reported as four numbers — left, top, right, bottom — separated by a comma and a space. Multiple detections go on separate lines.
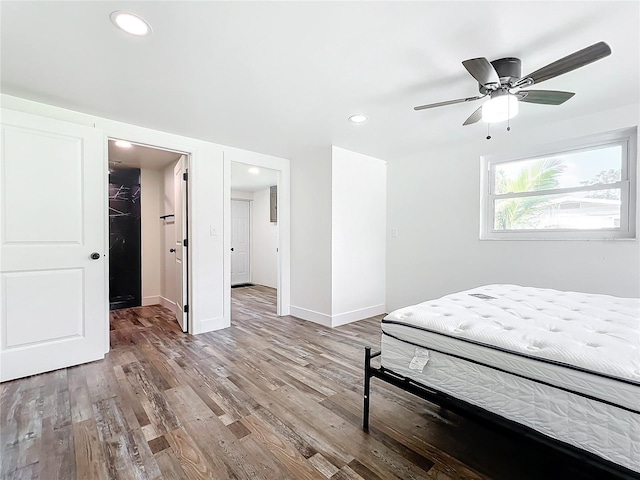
109, 167, 141, 310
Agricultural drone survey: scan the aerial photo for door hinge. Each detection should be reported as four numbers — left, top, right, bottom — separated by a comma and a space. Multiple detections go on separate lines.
183, 172, 188, 181
183, 238, 188, 247
183, 304, 189, 313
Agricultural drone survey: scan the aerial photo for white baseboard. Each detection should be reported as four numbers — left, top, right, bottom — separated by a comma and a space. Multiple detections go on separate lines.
290, 304, 386, 328
142, 296, 161, 306
159, 296, 176, 310
289, 305, 332, 327
194, 316, 229, 334
331, 304, 386, 327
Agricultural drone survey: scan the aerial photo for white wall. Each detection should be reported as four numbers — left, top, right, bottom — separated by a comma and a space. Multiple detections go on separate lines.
289, 146, 333, 322
252, 187, 278, 288
140, 168, 162, 305
331, 146, 387, 325
386, 104, 640, 312
160, 161, 178, 309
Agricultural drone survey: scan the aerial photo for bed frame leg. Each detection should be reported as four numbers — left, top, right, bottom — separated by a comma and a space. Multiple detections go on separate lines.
363, 346, 372, 431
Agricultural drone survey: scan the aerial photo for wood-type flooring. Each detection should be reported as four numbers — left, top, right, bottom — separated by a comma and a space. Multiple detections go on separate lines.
1, 285, 623, 479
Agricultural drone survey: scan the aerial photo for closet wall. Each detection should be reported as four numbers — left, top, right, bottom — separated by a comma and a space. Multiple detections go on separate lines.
140, 168, 162, 305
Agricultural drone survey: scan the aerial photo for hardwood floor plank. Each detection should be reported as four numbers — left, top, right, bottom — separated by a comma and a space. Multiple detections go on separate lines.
73, 418, 108, 480
225, 370, 349, 467
308, 452, 340, 478
154, 449, 189, 480
242, 414, 325, 480
122, 361, 181, 434
330, 465, 367, 480
165, 427, 221, 479
113, 364, 152, 428
148, 435, 170, 454
3, 462, 40, 480
1, 383, 43, 478
67, 365, 94, 424
38, 418, 76, 480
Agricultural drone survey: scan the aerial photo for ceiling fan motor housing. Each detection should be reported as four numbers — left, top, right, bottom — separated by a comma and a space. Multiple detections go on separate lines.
479, 57, 522, 94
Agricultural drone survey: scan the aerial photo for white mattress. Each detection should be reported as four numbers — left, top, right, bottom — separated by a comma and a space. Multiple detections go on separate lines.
380, 285, 640, 473
381, 334, 640, 473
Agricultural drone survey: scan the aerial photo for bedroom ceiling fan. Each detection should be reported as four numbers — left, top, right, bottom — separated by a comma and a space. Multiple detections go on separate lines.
414, 42, 611, 136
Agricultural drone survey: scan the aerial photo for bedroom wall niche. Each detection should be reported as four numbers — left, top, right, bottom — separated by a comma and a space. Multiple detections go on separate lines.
386, 103, 640, 311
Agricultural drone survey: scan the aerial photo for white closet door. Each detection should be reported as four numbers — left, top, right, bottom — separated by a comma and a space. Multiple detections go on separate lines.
231, 200, 250, 285
1, 109, 107, 382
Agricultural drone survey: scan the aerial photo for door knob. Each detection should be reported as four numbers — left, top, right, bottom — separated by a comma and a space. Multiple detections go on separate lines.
170, 248, 176, 253
231, 247, 235, 251
90, 252, 101, 260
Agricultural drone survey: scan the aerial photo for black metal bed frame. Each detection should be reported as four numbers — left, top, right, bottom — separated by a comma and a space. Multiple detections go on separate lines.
363, 346, 639, 480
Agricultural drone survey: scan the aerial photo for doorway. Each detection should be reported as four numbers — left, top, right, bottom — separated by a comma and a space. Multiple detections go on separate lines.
107, 139, 190, 332
108, 166, 141, 310
230, 162, 279, 315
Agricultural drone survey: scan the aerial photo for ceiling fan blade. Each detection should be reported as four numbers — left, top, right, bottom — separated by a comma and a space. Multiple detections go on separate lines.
523, 41, 611, 85
518, 90, 575, 105
463, 105, 483, 126
414, 94, 485, 111
462, 58, 500, 88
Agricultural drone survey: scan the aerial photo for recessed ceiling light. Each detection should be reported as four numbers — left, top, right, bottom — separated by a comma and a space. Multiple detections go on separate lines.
114, 140, 133, 149
248, 167, 260, 175
110, 11, 152, 37
348, 114, 368, 124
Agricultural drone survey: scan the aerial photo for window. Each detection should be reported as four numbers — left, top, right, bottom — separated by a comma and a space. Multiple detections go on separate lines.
481, 128, 636, 240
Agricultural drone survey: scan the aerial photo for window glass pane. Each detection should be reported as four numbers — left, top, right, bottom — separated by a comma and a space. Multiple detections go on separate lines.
494, 189, 621, 231
494, 145, 622, 194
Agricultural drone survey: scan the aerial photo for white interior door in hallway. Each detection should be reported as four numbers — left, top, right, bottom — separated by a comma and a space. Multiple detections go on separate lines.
231, 199, 250, 285
0, 109, 107, 381
174, 156, 188, 332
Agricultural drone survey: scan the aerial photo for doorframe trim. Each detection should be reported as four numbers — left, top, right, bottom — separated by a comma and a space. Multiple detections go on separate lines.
106, 136, 193, 338
224, 152, 291, 319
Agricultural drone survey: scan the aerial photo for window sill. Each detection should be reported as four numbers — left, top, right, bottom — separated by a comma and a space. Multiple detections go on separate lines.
479, 236, 637, 242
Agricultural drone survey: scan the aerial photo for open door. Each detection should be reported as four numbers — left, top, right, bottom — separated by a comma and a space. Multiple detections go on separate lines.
1, 110, 107, 381
174, 156, 188, 332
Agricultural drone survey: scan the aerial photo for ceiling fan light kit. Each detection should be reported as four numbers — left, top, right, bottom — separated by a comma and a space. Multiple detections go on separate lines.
482, 90, 519, 124
414, 41, 612, 139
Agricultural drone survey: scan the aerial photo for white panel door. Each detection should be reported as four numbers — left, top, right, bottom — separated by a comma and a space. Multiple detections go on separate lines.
231, 200, 250, 285
0, 109, 106, 382
174, 156, 188, 332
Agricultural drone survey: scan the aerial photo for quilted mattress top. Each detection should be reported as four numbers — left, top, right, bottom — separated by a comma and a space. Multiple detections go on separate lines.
383, 285, 640, 383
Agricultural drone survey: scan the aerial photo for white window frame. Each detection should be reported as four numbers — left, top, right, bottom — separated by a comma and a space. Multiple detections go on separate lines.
480, 128, 637, 240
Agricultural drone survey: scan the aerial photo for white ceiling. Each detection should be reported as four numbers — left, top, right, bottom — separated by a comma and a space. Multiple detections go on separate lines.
1, 2, 638, 163
231, 162, 279, 192
108, 140, 182, 170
